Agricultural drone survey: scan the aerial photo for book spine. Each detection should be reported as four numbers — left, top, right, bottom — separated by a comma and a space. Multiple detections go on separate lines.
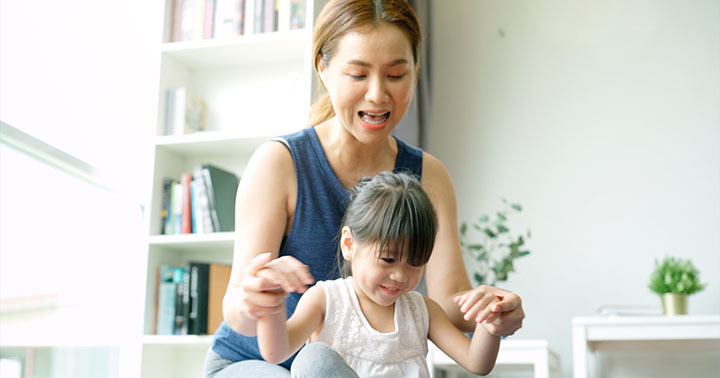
188, 262, 210, 334
180, 0, 195, 41
193, 0, 206, 40
263, 0, 276, 33
190, 180, 199, 233
171, 180, 184, 234
161, 178, 173, 234
175, 269, 190, 335
172, 88, 187, 135
181, 173, 193, 234
204, 0, 216, 39
172, 0, 185, 41
253, 0, 263, 34
207, 263, 232, 334
156, 282, 177, 335
201, 167, 221, 232
164, 89, 175, 136
234, 0, 245, 35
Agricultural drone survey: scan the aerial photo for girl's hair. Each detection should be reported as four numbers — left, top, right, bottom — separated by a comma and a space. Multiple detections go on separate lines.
338, 171, 437, 277
308, 0, 423, 127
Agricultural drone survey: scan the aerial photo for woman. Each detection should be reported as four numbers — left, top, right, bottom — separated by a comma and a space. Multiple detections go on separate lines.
205, 1, 524, 377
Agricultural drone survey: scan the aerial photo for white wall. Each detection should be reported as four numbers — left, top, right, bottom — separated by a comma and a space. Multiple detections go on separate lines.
429, 1, 720, 377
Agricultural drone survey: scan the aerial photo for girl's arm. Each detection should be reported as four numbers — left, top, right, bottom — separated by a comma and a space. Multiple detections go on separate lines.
257, 284, 326, 364
424, 296, 500, 376
421, 153, 524, 335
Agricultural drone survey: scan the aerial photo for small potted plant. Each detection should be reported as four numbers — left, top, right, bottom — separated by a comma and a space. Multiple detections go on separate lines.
460, 199, 531, 286
648, 256, 707, 315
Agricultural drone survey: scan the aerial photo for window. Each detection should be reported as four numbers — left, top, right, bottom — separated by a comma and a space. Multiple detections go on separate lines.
0, 122, 145, 376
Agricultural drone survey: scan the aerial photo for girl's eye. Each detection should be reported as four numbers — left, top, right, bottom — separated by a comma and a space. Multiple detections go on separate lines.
349, 74, 366, 80
388, 74, 406, 80
381, 257, 396, 264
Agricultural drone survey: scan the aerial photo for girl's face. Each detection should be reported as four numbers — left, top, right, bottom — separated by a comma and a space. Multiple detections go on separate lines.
318, 23, 416, 145
341, 227, 424, 307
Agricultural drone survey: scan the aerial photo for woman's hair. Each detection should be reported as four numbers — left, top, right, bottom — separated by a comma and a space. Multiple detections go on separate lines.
308, 0, 423, 127
338, 171, 437, 277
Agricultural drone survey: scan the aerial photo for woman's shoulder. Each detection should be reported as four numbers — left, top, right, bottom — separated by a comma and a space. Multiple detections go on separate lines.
420, 151, 454, 193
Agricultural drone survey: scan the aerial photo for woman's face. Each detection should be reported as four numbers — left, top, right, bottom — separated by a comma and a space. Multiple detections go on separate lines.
319, 23, 416, 144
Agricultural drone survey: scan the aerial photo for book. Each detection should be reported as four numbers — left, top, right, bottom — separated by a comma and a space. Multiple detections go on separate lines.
207, 263, 231, 333
214, 0, 243, 38
253, 0, 263, 33
204, 0, 216, 39
192, 166, 214, 233
171, 0, 185, 42
164, 89, 175, 136
181, 173, 193, 234
171, 180, 184, 234
180, 0, 195, 41
289, 0, 305, 30
200, 164, 240, 232
190, 179, 199, 233
262, 0, 277, 33
156, 265, 185, 335
175, 268, 190, 335
188, 262, 210, 334
171, 88, 207, 135
160, 178, 173, 235
192, 0, 206, 40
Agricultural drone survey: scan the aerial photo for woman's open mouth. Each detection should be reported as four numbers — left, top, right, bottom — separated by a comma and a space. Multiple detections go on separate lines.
358, 111, 390, 130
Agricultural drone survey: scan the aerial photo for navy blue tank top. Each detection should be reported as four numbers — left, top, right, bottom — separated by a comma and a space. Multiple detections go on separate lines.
211, 127, 423, 369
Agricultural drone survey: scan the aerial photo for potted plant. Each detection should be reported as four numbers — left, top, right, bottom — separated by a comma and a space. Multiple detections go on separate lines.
459, 199, 531, 286
648, 256, 707, 315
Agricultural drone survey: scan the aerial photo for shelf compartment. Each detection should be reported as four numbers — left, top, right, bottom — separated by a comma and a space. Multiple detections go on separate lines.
161, 30, 309, 69
155, 133, 272, 158
148, 232, 235, 251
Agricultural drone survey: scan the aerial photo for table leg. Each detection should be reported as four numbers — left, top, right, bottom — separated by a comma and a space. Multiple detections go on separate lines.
573, 324, 589, 378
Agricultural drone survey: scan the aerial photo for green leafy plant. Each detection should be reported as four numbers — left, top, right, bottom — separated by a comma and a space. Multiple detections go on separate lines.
649, 256, 707, 295
460, 198, 531, 286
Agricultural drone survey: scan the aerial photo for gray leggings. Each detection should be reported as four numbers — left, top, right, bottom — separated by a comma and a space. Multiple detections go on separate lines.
204, 342, 360, 378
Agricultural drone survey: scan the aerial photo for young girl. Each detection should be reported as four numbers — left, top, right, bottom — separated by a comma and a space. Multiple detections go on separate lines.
256, 172, 501, 377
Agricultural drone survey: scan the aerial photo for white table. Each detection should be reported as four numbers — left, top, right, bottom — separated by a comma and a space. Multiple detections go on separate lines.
572, 315, 720, 378
428, 339, 559, 378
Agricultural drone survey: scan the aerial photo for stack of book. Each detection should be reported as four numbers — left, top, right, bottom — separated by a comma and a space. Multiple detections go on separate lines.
164, 87, 207, 136
161, 164, 240, 235
169, 0, 307, 42
155, 262, 232, 335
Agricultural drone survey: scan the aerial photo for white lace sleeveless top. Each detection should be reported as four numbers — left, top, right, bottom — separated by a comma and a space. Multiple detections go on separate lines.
316, 277, 430, 378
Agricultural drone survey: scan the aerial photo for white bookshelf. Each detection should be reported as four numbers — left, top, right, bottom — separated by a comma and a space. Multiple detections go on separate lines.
140, 1, 325, 376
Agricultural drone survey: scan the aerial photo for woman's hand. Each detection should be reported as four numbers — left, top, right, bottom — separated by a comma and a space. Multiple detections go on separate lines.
454, 285, 524, 337
236, 253, 304, 320
256, 253, 316, 295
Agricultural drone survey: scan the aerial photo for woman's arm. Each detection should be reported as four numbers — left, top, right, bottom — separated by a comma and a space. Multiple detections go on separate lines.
425, 297, 500, 376
422, 153, 524, 335
222, 141, 301, 336
257, 284, 326, 364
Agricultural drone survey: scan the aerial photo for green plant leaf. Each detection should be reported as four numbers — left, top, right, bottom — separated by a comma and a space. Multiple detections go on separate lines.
477, 214, 490, 223
484, 228, 496, 238
467, 244, 484, 251
497, 212, 507, 221
497, 224, 509, 233
474, 273, 485, 286
511, 203, 522, 212
460, 223, 467, 236
518, 250, 530, 257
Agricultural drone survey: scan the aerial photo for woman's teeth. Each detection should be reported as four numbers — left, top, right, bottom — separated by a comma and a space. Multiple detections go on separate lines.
359, 111, 390, 125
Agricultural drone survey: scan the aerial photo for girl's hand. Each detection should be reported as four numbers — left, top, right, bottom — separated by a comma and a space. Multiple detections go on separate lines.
256, 254, 315, 294
454, 285, 524, 337
453, 285, 502, 325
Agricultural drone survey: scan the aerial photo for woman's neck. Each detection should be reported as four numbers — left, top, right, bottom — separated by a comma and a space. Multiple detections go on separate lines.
314, 120, 398, 188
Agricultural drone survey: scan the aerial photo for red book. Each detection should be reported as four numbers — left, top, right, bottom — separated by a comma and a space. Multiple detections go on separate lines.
181, 173, 193, 234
